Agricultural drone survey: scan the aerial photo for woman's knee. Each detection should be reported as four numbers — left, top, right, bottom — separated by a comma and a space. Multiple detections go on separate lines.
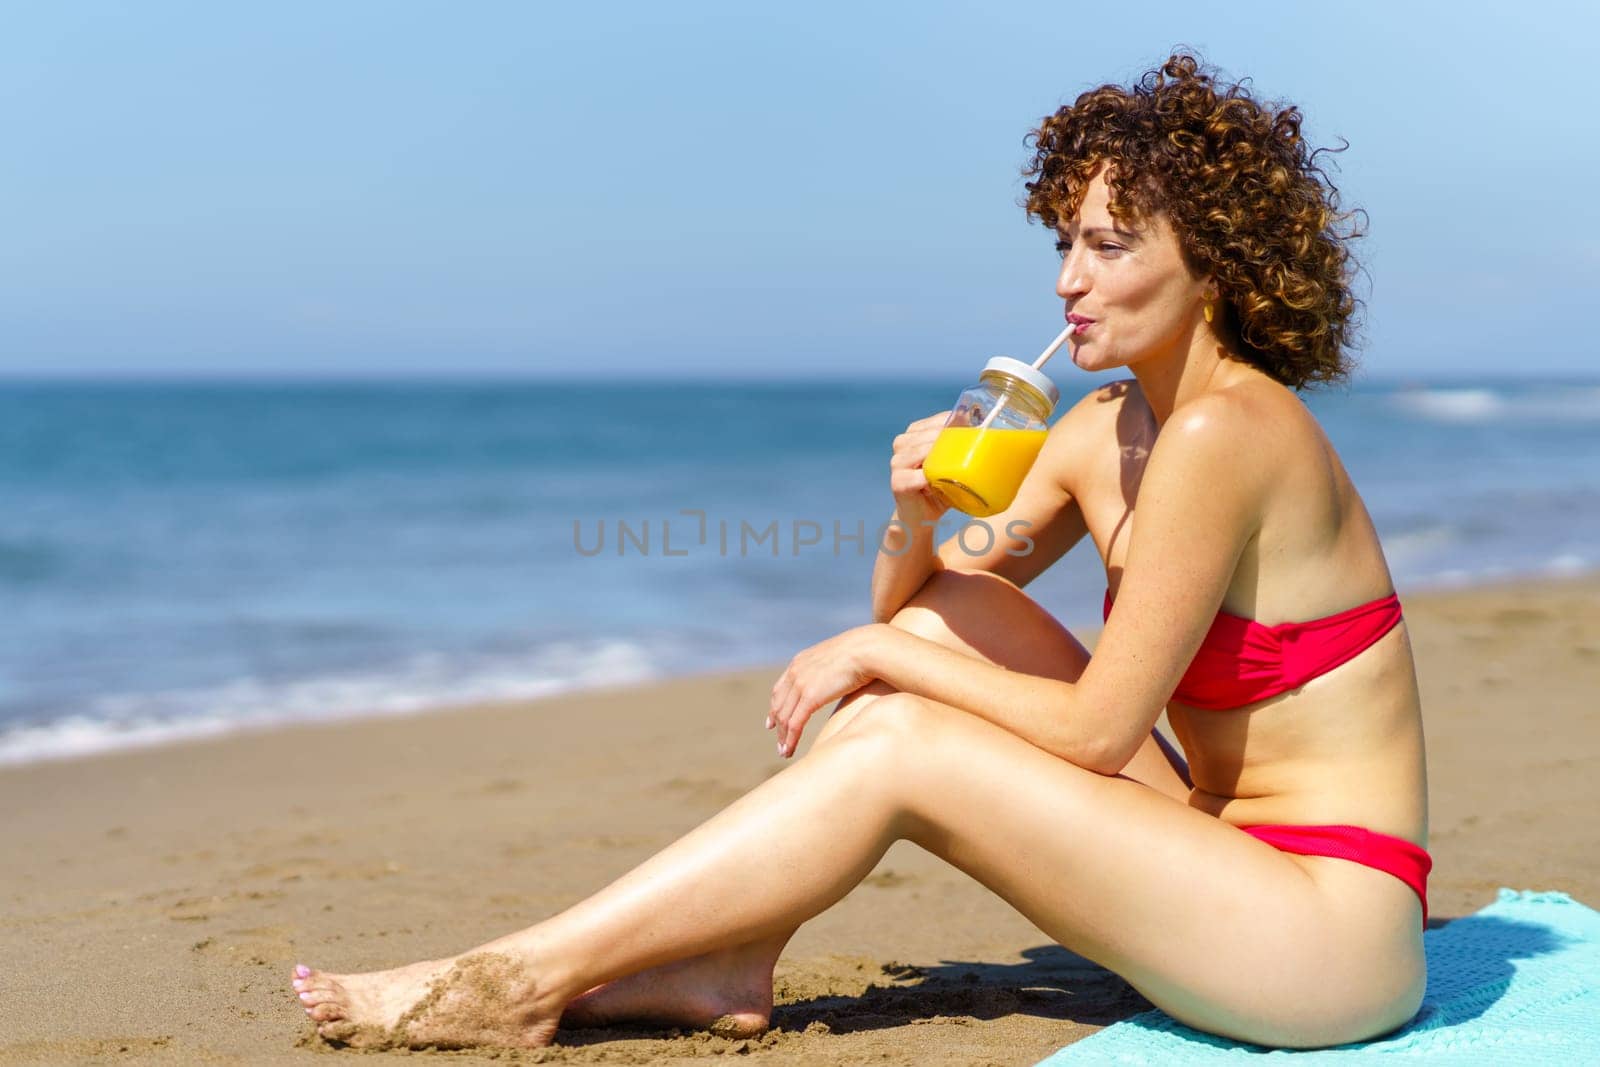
887, 570, 1018, 638
888, 570, 1089, 682
810, 680, 898, 749
832, 692, 933, 749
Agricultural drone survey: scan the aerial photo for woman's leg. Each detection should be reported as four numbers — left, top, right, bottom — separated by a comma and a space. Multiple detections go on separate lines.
559, 570, 1189, 1033
294, 691, 1423, 1050
292, 574, 1201, 1047
814, 570, 1191, 797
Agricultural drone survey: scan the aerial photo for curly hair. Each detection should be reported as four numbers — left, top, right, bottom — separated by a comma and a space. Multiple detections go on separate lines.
1022, 51, 1366, 390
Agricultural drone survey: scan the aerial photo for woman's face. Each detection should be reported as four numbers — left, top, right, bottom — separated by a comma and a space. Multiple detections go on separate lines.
1055, 165, 1211, 374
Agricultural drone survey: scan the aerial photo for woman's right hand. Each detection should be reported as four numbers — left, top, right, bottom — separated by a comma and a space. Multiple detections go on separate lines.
890, 410, 954, 523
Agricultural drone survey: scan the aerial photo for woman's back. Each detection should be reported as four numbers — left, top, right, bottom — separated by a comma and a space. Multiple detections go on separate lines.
1066, 373, 1428, 843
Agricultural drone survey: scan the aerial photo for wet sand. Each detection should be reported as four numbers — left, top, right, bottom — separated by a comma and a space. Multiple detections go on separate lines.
3, 574, 1597, 1065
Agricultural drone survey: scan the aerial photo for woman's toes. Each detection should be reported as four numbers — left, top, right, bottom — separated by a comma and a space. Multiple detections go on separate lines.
309, 1001, 347, 1023
298, 989, 339, 1007
318, 1020, 359, 1044
295, 964, 311, 979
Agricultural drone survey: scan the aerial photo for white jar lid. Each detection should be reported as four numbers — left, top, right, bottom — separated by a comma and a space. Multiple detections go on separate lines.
982, 356, 1059, 410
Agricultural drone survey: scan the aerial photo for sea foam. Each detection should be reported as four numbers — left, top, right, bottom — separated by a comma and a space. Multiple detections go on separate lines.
0, 637, 664, 767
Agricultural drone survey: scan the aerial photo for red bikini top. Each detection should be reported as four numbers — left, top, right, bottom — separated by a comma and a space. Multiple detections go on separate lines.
1101, 588, 1403, 711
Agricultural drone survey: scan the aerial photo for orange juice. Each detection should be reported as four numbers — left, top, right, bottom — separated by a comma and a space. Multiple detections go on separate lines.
922, 426, 1048, 517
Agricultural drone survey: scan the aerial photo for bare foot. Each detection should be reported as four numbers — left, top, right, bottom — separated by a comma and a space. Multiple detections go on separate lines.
292, 952, 561, 1050
558, 943, 774, 1038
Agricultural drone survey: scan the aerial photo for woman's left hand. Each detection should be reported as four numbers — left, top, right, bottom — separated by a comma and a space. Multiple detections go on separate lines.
768, 624, 886, 758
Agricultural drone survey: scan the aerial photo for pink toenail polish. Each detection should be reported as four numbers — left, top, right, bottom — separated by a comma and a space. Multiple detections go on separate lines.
299, 992, 313, 1002
295, 964, 310, 978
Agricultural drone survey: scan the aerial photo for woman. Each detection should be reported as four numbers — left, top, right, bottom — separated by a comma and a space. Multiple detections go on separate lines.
291, 53, 1429, 1050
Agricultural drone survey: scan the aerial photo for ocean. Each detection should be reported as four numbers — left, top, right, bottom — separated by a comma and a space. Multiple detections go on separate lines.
3, 376, 1597, 765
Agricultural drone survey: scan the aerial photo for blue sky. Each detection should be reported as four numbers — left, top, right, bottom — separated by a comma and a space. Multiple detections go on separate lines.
3, 2, 1595, 382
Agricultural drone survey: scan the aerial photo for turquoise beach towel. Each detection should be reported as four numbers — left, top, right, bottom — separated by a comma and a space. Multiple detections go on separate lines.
1034, 888, 1600, 1065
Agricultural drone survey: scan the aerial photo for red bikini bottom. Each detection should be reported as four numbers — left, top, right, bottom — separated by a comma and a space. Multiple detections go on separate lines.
1239, 823, 1432, 926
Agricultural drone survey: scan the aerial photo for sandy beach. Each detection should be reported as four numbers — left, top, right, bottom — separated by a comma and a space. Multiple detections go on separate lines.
3, 574, 1597, 1066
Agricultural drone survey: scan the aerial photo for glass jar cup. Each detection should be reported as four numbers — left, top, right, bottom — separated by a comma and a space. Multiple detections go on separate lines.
921, 357, 1059, 517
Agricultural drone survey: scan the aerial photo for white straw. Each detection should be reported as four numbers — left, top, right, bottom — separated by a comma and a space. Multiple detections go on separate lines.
1031, 322, 1077, 370
974, 323, 1076, 431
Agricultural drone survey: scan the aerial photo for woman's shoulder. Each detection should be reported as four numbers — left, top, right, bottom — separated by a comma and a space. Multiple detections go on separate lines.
1055, 373, 1322, 478
1078, 377, 1146, 415
1056, 378, 1155, 440
1178, 374, 1325, 467
1070, 376, 1288, 459
1042, 379, 1156, 488
1136, 377, 1335, 532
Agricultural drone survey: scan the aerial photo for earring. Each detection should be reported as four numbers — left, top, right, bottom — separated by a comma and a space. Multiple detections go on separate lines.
1203, 290, 1218, 324
1203, 302, 1214, 324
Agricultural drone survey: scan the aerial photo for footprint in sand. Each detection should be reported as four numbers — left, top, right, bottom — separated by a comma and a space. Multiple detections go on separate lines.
863, 868, 916, 889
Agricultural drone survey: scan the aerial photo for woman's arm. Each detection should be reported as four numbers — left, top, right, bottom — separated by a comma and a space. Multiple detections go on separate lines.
868, 503, 947, 623
863, 394, 1268, 773
860, 625, 1094, 764
869, 391, 1097, 622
